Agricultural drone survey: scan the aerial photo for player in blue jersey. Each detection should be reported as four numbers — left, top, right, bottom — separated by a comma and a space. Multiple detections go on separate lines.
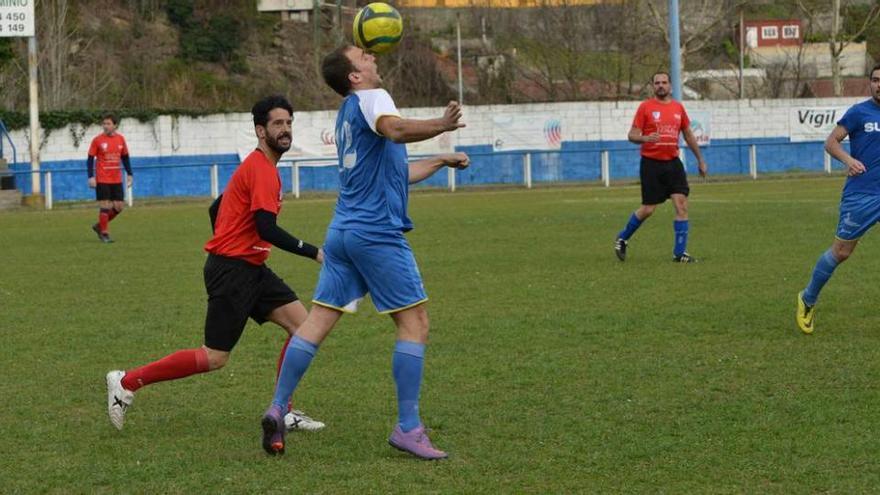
259, 45, 469, 459
796, 64, 880, 334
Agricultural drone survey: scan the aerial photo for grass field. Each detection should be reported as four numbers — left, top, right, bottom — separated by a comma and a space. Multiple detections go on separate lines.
2, 177, 880, 493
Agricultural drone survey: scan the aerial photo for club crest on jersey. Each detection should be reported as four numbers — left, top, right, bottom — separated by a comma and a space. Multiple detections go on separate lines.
101, 143, 108, 150
652, 111, 661, 121
674, 113, 681, 120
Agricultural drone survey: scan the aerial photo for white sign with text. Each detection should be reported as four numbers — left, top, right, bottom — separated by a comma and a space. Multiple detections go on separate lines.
789, 107, 848, 142
0, 0, 35, 38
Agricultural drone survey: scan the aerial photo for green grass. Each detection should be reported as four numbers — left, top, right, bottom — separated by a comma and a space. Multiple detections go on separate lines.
2, 178, 880, 493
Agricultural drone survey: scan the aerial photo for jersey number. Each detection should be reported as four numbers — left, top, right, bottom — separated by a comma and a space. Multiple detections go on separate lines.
338, 121, 357, 171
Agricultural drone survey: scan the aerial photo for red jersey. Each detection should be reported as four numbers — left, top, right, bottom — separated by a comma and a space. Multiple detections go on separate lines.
631, 98, 691, 161
204, 150, 282, 266
88, 133, 129, 184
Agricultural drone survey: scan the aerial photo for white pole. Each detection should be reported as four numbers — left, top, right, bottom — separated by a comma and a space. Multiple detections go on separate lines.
44, 171, 52, 209
524, 153, 532, 189
210, 164, 219, 199
739, 8, 745, 99
749, 144, 757, 179
824, 151, 832, 174
28, 36, 40, 195
447, 166, 456, 192
456, 14, 463, 105
294, 163, 301, 199
126, 172, 134, 207
601, 150, 610, 187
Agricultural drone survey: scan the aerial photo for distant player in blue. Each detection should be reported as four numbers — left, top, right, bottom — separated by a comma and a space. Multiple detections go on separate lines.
797, 63, 880, 334
260, 45, 469, 459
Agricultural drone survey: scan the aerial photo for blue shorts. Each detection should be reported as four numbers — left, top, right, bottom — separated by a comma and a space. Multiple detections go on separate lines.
312, 228, 428, 314
836, 192, 880, 241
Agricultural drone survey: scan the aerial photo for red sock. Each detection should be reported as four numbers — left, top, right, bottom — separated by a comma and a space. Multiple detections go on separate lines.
98, 209, 110, 234
121, 348, 210, 392
108, 209, 120, 222
276, 335, 295, 412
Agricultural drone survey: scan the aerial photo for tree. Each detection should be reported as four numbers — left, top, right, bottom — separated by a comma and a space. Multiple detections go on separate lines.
642, 0, 749, 77
823, 0, 879, 96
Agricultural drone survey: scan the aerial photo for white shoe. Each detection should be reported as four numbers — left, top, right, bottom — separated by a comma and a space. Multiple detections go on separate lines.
106, 370, 135, 430
284, 409, 325, 431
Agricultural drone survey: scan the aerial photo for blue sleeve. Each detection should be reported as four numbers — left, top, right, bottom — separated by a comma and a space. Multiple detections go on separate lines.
837, 106, 860, 134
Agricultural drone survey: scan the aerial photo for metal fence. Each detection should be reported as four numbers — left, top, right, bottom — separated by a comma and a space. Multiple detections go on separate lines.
9, 140, 841, 210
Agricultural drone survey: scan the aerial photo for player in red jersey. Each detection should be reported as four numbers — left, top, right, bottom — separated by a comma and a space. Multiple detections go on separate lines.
106, 96, 325, 432
87, 114, 132, 243
614, 71, 709, 263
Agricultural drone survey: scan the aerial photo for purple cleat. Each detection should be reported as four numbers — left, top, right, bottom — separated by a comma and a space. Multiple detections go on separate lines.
261, 405, 286, 456
388, 424, 448, 460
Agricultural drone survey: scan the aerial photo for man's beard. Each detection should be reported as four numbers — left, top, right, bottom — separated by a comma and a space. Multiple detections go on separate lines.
266, 133, 291, 154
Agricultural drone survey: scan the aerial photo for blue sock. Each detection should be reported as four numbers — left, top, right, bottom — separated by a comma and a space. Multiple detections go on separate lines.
617, 213, 643, 241
673, 220, 689, 256
392, 341, 425, 433
803, 249, 840, 306
272, 336, 319, 410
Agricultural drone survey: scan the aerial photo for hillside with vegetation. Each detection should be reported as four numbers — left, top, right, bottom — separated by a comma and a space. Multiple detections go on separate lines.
0, 0, 878, 130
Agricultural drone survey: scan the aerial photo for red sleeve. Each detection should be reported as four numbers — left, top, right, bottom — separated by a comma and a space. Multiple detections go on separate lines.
631, 103, 646, 130
120, 136, 130, 156
248, 163, 281, 214
679, 104, 690, 130
88, 137, 99, 157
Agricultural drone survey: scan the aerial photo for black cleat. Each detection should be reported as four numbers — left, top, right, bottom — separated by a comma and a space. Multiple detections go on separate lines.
101, 234, 114, 243
261, 409, 286, 456
91, 224, 103, 240
672, 252, 697, 263
614, 238, 628, 261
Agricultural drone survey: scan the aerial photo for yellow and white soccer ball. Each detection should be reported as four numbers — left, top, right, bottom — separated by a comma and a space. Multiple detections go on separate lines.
353, 2, 403, 55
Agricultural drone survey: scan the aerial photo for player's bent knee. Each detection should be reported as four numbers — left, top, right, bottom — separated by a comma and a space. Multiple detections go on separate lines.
204, 349, 230, 370
833, 247, 853, 262
832, 241, 857, 262
392, 304, 430, 342
639, 206, 657, 218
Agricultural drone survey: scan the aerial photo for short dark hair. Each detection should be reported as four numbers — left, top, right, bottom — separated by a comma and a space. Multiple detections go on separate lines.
652, 71, 670, 83
322, 45, 356, 97
871, 63, 880, 78
252, 95, 293, 127
102, 113, 118, 125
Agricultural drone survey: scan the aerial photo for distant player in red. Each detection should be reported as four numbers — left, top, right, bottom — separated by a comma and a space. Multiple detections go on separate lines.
106, 95, 326, 432
87, 114, 132, 243
614, 71, 709, 263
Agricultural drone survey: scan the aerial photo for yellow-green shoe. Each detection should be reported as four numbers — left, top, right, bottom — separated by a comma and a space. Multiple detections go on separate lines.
796, 291, 815, 334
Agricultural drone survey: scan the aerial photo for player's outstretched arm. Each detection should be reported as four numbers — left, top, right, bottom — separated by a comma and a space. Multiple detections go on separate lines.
408, 153, 470, 184
254, 210, 322, 263
825, 125, 865, 176
87, 155, 96, 188
682, 127, 708, 177
378, 101, 465, 144
122, 155, 134, 187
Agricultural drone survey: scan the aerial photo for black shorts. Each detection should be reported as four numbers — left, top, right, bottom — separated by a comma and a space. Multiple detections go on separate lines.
203, 254, 298, 352
96, 182, 124, 201
639, 156, 690, 205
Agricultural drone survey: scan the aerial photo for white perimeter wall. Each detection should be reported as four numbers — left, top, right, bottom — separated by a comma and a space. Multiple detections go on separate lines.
6, 96, 865, 164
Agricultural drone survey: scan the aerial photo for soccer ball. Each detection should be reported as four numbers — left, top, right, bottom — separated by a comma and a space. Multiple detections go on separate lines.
353, 2, 403, 55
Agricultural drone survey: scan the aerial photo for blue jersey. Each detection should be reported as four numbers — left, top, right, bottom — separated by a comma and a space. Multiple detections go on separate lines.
837, 99, 880, 195
329, 89, 412, 232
